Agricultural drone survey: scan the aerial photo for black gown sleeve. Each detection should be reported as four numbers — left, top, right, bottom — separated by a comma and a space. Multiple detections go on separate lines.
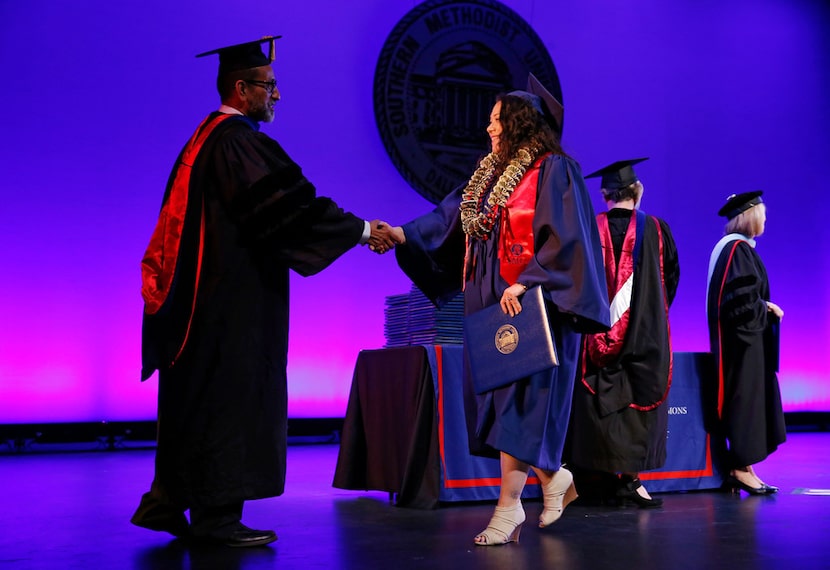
720, 242, 768, 334
658, 218, 680, 306
214, 126, 364, 276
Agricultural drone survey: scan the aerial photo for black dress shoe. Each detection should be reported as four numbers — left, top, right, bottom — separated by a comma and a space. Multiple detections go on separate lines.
723, 475, 768, 496
199, 523, 277, 548
761, 483, 779, 493
224, 526, 277, 548
616, 478, 663, 508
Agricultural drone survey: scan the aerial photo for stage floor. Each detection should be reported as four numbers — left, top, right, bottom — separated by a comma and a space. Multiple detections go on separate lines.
1, 432, 828, 569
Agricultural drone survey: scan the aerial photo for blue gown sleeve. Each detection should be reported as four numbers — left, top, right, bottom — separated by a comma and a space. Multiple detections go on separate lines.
394, 186, 466, 307
517, 155, 611, 333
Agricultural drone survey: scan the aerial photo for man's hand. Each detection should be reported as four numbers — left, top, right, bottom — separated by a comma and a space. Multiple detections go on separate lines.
366, 220, 402, 254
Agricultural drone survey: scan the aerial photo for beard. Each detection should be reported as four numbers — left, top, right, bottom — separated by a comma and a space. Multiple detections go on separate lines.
248, 100, 275, 123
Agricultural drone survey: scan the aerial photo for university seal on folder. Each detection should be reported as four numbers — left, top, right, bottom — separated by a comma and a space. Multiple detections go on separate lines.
463, 286, 558, 394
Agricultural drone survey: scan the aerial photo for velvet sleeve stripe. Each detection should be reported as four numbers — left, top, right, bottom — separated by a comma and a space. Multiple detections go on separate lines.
232, 174, 317, 243
232, 162, 306, 213
720, 276, 766, 330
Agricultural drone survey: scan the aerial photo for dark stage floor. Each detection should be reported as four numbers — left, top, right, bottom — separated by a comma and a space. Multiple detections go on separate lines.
1, 432, 829, 570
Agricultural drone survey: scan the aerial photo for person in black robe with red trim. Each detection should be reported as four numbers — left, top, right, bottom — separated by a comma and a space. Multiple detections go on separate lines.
566, 159, 679, 508
706, 191, 785, 495
130, 36, 396, 547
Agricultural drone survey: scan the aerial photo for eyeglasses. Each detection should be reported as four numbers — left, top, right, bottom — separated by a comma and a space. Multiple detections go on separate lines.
244, 79, 278, 95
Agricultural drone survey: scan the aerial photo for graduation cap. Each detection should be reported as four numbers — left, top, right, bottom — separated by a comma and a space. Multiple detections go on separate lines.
718, 190, 763, 219
195, 35, 282, 75
508, 73, 564, 134
585, 158, 649, 191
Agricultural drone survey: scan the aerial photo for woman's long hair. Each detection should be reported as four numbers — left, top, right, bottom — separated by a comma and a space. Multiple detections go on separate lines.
494, 93, 567, 168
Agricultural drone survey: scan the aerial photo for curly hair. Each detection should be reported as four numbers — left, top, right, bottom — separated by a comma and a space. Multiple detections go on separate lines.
494, 93, 566, 168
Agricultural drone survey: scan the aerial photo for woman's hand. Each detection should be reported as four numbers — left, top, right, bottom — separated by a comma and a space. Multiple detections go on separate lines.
367, 222, 405, 254
767, 301, 784, 320
389, 226, 405, 245
500, 283, 528, 317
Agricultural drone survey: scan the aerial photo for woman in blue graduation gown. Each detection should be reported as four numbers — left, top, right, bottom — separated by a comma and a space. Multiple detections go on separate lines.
388, 84, 609, 545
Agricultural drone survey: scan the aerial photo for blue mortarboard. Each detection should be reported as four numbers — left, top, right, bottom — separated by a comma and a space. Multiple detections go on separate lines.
508, 73, 564, 134
585, 158, 649, 191
196, 35, 281, 75
718, 191, 763, 219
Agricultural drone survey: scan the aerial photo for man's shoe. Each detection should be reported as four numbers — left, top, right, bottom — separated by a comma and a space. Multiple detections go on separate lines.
196, 522, 277, 548
222, 524, 277, 548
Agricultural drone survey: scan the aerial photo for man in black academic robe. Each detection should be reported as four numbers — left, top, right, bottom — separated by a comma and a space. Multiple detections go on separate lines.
131, 36, 394, 547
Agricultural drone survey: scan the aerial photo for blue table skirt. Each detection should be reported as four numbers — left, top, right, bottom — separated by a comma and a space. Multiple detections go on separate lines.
333, 346, 725, 508
427, 347, 725, 498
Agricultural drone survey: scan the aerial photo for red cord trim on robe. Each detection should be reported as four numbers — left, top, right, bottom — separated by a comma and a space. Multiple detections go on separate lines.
715, 241, 744, 419
172, 208, 205, 365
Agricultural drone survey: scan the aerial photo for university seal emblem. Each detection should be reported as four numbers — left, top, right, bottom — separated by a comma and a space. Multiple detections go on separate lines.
374, 0, 563, 204
495, 324, 519, 354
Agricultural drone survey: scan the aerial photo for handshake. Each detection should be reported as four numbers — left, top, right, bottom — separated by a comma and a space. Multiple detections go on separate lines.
366, 220, 405, 254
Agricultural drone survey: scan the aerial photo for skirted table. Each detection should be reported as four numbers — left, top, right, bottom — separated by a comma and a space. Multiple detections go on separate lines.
332, 346, 724, 508
640, 351, 726, 493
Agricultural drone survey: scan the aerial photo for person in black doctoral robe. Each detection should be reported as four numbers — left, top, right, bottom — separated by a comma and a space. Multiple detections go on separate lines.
567, 158, 679, 508
130, 36, 396, 547
706, 191, 785, 495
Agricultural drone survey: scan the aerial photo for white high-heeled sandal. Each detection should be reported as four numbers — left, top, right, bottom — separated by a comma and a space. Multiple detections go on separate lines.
539, 467, 578, 527
474, 501, 526, 546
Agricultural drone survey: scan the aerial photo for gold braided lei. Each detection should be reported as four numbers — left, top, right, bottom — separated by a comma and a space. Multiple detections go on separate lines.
460, 147, 537, 239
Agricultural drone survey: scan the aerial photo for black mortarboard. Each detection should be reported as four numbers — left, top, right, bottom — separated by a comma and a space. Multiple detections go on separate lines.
585, 158, 649, 191
508, 73, 564, 134
195, 35, 281, 75
718, 190, 763, 219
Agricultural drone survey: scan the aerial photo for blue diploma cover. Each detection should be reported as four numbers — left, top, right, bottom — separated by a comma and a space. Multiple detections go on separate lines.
463, 286, 558, 394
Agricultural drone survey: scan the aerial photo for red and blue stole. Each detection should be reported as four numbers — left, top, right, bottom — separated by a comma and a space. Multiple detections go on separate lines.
585, 209, 646, 367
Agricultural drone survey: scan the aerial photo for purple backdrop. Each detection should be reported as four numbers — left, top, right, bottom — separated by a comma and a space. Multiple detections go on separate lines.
1, 0, 828, 422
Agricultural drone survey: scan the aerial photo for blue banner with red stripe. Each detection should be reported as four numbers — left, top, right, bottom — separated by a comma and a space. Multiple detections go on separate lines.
424, 346, 724, 501
641, 352, 726, 492
425, 345, 541, 502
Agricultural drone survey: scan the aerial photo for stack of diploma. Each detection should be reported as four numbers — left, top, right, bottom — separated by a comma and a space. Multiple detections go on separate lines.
384, 285, 463, 347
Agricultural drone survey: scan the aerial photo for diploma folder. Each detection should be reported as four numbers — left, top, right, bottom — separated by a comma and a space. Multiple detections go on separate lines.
463, 286, 558, 394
